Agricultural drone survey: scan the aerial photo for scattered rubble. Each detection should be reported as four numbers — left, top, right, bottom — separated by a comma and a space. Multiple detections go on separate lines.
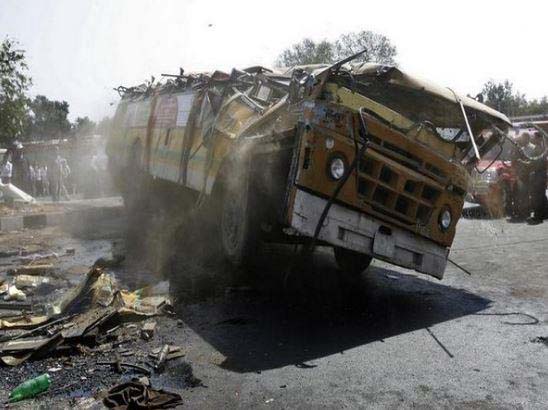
0, 252, 197, 405
103, 379, 183, 409
17, 252, 59, 264
96, 360, 151, 376
140, 320, 156, 341
8, 263, 56, 276
154, 343, 170, 374
15, 274, 50, 288
0, 301, 32, 311
3, 284, 27, 301
0, 261, 174, 366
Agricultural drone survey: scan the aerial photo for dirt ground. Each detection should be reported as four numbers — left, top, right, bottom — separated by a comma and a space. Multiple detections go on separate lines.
0, 202, 63, 217
0, 202, 547, 409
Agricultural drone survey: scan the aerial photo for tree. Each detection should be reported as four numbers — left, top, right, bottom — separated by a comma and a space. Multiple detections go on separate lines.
479, 80, 526, 117
519, 96, 548, 116
275, 30, 397, 67
0, 38, 32, 145
26, 95, 71, 140
276, 38, 334, 67
73, 116, 96, 136
479, 80, 548, 117
333, 31, 397, 65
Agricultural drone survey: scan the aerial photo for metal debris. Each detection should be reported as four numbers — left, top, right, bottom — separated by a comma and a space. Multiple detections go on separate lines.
14, 274, 50, 288
96, 360, 151, 376
140, 320, 156, 341
103, 379, 182, 409
148, 345, 184, 362
17, 252, 59, 264
3, 285, 27, 301
0, 301, 32, 311
8, 264, 55, 276
155, 344, 170, 373
0, 261, 174, 366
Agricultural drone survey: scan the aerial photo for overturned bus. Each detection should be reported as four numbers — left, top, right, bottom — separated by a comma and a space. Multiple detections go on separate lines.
106, 55, 511, 280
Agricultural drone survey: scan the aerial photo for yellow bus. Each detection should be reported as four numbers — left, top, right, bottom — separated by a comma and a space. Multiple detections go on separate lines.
107, 56, 510, 280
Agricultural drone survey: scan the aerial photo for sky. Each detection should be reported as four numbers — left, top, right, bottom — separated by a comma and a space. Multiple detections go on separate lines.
1, 0, 547, 121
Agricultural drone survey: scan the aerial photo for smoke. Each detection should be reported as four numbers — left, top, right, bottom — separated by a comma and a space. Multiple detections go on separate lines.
68, 135, 114, 200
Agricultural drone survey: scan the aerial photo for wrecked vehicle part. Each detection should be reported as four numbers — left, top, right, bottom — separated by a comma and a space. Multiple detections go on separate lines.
0, 264, 174, 366
14, 274, 50, 289
0, 301, 33, 311
103, 379, 183, 409
154, 343, 170, 373
106, 56, 510, 280
140, 320, 156, 341
8, 264, 55, 276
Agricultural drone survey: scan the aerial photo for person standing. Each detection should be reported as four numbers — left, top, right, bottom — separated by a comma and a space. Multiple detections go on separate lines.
41, 165, 49, 196
29, 162, 37, 197
10, 141, 29, 191
1, 155, 13, 205
47, 148, 60, 201
508, 132, 531, 221
526, 131, 547, 225
35, 163, 43, 196
57, 152, 71, 200
1, 155, 13, 184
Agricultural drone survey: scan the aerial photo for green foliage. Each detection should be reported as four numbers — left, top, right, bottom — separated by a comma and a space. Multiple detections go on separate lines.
480, 80, 526, 117
0, 38, 32, 145
73, 116, 96, 137
519, 96, 548, 116
480, 80, 548, 117
276, 38, 334, 67
26, 95, 71, 139
333, 31, 397, 65
275, 30, 397, 67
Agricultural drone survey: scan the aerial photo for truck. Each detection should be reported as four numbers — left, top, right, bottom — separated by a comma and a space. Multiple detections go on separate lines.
106, 54, 511, 281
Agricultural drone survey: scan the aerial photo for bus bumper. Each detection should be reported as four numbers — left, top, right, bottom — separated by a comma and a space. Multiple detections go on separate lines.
290, 189, 449, 279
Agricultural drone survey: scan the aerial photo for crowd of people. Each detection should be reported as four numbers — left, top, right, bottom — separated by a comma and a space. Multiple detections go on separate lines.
1, 141, 72, 202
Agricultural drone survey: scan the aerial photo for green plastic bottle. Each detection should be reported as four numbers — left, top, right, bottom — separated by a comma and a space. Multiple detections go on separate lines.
9, 373, 51, 402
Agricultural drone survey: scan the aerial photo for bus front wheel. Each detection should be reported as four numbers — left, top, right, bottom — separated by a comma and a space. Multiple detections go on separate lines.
334, 247, 372, 277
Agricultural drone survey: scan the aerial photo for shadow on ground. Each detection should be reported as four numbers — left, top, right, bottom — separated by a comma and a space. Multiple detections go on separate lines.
173, 248, 491, 373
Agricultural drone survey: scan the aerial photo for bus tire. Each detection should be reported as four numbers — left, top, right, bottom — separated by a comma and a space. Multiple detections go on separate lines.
334, 247, 372, 277
220, 159, 260, 267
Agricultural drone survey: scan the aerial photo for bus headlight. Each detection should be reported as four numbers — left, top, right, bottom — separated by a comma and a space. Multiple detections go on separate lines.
328, 156, 346, 180
439, 208, 452, 231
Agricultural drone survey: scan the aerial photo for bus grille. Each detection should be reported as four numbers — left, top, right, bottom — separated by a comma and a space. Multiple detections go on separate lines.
357, 155, 440, 225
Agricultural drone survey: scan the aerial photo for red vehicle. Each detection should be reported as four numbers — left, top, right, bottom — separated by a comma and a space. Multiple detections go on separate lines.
469, 138, 516, 217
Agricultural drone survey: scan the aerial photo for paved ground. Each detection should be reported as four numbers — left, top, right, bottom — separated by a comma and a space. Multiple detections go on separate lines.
175, 209, 547, 409
0, 202, 546, 408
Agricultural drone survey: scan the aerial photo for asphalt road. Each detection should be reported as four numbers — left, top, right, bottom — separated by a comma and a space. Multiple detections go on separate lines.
171, 208, 547, 409
0, 204, 546, 409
